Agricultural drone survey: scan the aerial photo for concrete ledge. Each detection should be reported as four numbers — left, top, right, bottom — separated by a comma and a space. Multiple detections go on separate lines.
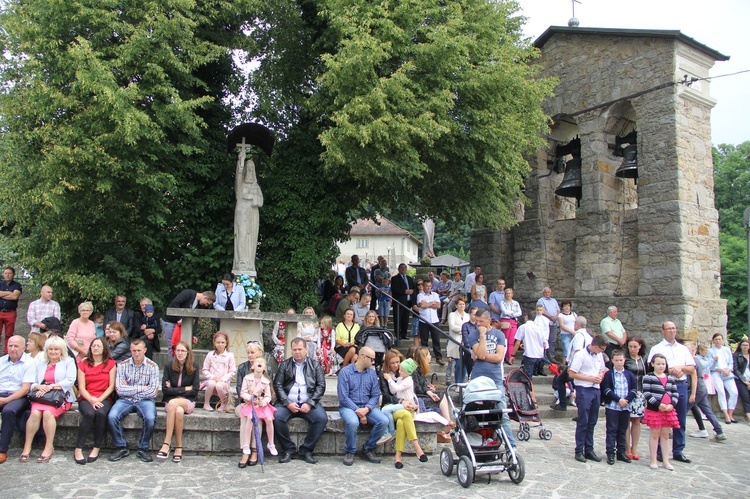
9, 405, 439, 455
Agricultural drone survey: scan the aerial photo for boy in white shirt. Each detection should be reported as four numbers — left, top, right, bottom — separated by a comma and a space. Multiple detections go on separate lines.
533, 304, 551, 376
514, 309, 548, 382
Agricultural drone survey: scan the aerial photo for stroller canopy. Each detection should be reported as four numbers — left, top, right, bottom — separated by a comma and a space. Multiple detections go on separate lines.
463, 376, 505, 407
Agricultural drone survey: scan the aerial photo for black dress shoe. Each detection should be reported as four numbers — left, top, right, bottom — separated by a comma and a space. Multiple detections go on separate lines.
359, 448, 381, 463
299, 451, 318, 464
606, 454, 615, 465
584, 451, 601, 462
436, 359, 445, 366
672, 454, 691, 463
86, 455, 99, 463
574, 452, 586, 463
279, 451, 295, 464
74, 454, 86, 465
616, 453, 631, 463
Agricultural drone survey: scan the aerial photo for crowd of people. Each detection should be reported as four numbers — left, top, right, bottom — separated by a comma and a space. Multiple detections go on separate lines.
1, 261, 749, 472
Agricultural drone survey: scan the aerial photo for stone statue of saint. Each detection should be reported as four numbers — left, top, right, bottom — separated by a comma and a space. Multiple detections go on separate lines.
422, 217, 436, 258
234, 154, 263, 274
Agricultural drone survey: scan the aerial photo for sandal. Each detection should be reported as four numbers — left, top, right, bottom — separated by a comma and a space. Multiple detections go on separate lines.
157, 442, 171, 459
19, 454, 30, 463
172, 447, 183, 463
248, 448, 258, 466
238, 454, 249, 468
37, 454, 52, 463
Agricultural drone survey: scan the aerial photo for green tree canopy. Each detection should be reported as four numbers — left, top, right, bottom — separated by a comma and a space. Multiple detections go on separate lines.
0, 0, 248, 314
247, 0, 553, 309
1, 0, 553, 314
714, 142, 750, 340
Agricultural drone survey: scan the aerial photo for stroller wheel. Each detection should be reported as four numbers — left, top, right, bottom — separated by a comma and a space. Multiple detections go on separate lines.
516, 430, 525, 441
508, 453, 525, 484
543, 429, 553, 440
538, 429, 545, 440
440, 448, 454, 477
457, 455, 474, 488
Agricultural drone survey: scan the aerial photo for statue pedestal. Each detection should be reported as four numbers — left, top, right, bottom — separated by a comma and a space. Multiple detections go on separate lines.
232, 269, 257, 278
166, 308, 309, 362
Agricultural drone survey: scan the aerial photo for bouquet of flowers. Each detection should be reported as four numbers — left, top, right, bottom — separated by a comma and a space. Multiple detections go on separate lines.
236, 274, 264, 307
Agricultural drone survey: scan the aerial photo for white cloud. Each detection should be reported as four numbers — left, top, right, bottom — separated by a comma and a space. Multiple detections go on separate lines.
517, 0, 749, 145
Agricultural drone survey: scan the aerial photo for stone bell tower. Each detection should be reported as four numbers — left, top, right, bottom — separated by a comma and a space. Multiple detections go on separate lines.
472, 27, 729, 345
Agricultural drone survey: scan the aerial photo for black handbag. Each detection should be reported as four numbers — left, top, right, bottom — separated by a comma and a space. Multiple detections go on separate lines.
28, 385, 65, 408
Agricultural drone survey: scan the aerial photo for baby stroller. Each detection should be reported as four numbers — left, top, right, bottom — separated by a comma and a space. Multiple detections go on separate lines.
505, 369, 552, 441
440, 377, 525, 488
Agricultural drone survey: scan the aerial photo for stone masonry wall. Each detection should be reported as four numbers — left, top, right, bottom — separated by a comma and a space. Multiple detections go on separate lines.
473, 29, 727, 344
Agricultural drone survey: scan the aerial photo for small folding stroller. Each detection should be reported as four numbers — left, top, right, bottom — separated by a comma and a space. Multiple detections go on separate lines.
440, 377, 525, 488
505, 369, 552, 441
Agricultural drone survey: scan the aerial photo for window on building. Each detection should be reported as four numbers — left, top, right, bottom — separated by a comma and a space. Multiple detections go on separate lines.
356, 239, 368, 248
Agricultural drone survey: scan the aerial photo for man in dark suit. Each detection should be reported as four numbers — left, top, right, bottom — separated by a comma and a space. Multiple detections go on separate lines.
104, 295, 139, 339
344, 254, 368, 292
390, 263, 415, 339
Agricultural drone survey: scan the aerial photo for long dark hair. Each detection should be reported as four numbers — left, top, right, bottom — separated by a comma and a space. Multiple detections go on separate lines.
172, 341, 196, 375
85, 337, 111, 367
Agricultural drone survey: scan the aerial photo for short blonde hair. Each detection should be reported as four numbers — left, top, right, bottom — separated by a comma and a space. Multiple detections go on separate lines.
43, 336, 69, 362
78, 301, 94, 313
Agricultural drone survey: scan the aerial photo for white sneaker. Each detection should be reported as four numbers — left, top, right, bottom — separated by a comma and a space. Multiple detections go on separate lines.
376, 432, 396, 446
267, 444, 278, 456
689, 430, 708, 438
714, 432, 727, 441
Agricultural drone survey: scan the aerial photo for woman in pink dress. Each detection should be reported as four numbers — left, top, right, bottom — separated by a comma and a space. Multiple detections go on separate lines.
239, 357, 277, 466
20, 336, 77, 463
66, 301, 97, 361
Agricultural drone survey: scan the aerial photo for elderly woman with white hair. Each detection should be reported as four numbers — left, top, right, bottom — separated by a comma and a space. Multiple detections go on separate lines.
19, 336, 77, 463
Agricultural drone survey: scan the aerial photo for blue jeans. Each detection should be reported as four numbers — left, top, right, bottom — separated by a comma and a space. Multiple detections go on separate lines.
108, 398, 156, 451
561, 333, 573, 359
161, 320, 176, 362
339, 406, 388, 454
491, 380, 516, 448
574, 386, 600, 454
673, 380, 688, 456
521, 356, 542, 382
381, 404, 404, 435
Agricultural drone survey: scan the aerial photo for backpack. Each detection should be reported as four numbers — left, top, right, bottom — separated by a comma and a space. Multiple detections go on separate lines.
326, 293, 344, 315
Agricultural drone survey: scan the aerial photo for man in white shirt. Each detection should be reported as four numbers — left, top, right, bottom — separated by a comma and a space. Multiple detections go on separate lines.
417, 281, 444, 365
648, 321, 695, 463
567, 316, 592, 365
569, 335, 608, 463
463, 265, 481, 295
0, 336, 35, 463
514, 309, 548, 382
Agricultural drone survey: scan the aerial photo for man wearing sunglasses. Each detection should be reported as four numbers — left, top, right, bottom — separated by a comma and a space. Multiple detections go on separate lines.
337, 346, 388, 466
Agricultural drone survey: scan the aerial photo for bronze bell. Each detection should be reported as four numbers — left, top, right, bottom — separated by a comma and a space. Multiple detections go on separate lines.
615, 144, 638, 179
555, 158, 582, 200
